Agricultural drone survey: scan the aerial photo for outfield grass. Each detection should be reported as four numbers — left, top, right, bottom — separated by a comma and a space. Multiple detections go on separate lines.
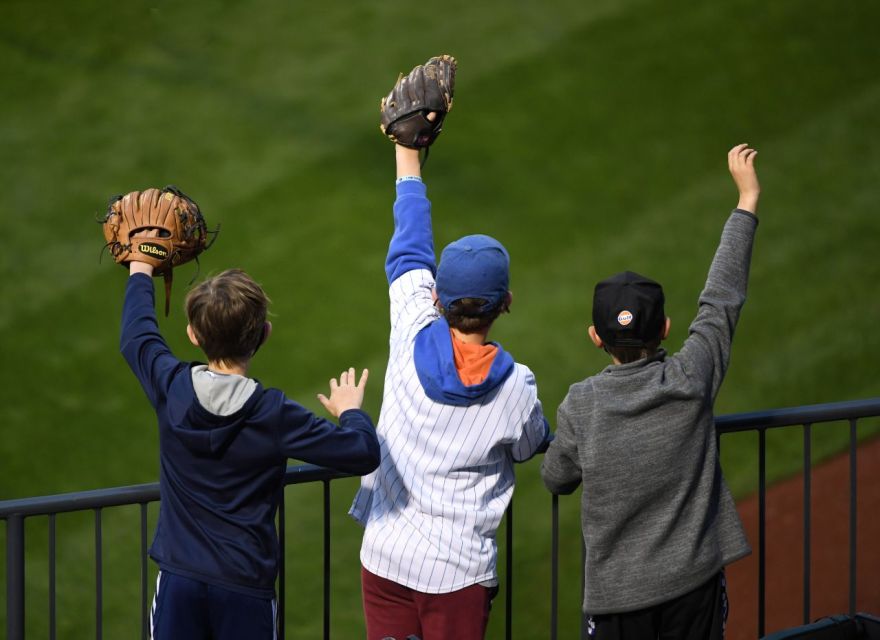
1, 0, 879, 636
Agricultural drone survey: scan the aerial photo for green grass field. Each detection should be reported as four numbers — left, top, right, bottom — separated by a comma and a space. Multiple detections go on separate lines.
2, 0, 879, 636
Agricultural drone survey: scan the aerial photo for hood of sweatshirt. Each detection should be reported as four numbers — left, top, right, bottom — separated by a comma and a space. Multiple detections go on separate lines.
413, 316, 515, 406
165, 364, 262, 456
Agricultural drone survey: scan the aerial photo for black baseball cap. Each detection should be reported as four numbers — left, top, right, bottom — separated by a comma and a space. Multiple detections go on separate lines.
592, 271, 666, 348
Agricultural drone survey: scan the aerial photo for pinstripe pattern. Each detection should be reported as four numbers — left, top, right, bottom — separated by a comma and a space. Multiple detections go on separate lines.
351, 267, 546, 593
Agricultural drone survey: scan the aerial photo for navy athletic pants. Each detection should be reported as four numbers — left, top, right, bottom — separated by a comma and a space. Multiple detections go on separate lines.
150, 571, 277, 640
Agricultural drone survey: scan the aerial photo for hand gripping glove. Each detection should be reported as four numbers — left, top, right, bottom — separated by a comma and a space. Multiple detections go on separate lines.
100, 186, 218, 315
380, 54, 456, 149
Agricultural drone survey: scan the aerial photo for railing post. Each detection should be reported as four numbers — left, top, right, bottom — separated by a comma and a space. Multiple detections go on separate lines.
140, 503, 149, 640
96, 507, 104, 640
803, 424, 812, 624
6, 514, 26, 640
49, 513, 56, 640
505, 500, 513, 640
581, 538, 587, 640
550, 494, 559, 640
758, 428, 766, 638
849, 418, 858, 615
323, 480, 331, 640
278, 491, 286, 640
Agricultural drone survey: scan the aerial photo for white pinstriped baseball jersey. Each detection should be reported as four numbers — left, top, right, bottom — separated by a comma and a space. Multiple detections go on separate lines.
350, 179, 547, 594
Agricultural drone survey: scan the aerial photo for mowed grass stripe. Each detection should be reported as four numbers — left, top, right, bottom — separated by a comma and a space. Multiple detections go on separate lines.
0, 0, 644, 327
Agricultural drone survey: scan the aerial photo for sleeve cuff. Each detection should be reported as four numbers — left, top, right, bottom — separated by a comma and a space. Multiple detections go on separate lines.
395, 178, 427, 198
732, 208, 758, 223
339, 408, 374, 426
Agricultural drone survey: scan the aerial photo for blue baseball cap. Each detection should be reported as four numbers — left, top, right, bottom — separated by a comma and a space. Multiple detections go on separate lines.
436, 234, 510, 312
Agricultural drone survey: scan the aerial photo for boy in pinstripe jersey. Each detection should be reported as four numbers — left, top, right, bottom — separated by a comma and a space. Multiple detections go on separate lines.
350, 122, 550, 640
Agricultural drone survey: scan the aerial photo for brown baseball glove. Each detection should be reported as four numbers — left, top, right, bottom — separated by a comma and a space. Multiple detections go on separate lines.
100, 186, 217, 315
380, 54, 456, 149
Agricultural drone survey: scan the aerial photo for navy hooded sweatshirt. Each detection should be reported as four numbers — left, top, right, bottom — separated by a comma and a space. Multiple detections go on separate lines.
121, 274, 380, 598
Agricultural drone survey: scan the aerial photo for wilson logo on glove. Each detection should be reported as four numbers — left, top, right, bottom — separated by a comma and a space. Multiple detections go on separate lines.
139, 243, 169, 259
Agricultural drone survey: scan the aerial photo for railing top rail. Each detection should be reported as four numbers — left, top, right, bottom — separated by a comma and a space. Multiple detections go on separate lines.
283, 463, 355, 485
3, 397, 878, 520
0, 482, 160, 519
715, 397, 880, 433
0, 465, 362, 520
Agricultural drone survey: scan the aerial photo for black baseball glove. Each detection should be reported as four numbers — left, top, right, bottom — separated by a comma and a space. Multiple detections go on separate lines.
380, 54, 456, 148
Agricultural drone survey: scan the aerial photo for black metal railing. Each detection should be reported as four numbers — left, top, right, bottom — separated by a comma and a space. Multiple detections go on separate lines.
713, 398, 879, 637
3, 398, 879, 640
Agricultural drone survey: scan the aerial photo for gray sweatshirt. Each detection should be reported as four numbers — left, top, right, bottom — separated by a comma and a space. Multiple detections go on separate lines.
541, 209, 757, 614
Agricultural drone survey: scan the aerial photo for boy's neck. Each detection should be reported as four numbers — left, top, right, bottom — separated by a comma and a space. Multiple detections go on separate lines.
207, 360, 250, 376
607, 348, 662, 366
450, 327, 490, 346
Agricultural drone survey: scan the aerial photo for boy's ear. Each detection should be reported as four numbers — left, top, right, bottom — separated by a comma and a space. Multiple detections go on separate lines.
587, 325, 604, 349
250, 321, 273, 359
186, 324, 200, 347
662, 317, 671, 340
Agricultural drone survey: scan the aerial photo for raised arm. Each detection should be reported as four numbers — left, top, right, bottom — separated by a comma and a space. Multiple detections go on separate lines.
120, 260, 180, 408
677, 145, 760, 397
384, 135, 436, 285
378, 54, 455, 331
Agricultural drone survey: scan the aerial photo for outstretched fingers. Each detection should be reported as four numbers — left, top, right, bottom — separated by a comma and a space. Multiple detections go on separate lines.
317, 367, 370, 417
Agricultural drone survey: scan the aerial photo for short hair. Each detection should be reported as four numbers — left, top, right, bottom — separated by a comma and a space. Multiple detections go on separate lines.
185, 269, 270, 366
441, 297, 508, 334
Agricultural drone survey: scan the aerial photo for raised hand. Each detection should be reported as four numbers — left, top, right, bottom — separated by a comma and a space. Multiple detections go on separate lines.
728, 143, 760, 215
317, 367, 370, 418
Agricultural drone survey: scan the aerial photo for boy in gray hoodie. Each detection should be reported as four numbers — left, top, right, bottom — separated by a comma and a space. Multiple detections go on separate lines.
541, 144, 760, 639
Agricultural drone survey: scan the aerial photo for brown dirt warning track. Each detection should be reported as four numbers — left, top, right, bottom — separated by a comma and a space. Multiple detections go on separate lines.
725, 437, 880, 639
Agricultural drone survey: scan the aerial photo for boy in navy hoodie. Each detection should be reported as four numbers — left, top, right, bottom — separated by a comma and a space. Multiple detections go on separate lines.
121, 256, 380, 639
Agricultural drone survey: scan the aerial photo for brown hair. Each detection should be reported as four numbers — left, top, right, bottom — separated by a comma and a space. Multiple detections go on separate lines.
441, 297, 509, 334
185, 269, 270, 366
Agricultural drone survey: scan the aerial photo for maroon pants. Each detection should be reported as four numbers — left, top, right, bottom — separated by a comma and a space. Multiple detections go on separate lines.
361, 567, 497, 640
